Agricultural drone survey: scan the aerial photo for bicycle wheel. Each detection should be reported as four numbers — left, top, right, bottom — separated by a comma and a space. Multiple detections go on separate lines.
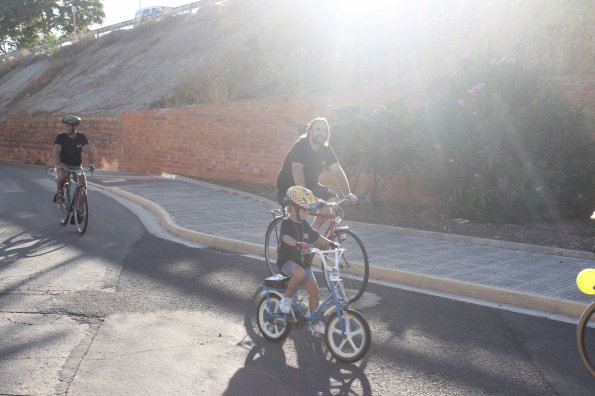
73, 187, 89, 235
57, 185, 70, 225
325, 308, 371, 363
577, 302, 595, 377
325, 229, 369, 304
256, 294, 291, 342
264, 216, 284, 275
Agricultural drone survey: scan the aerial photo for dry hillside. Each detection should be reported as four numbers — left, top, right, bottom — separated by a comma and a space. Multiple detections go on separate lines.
0, 0, 593, 117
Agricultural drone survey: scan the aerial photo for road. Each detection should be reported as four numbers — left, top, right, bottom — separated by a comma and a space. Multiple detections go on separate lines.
0, 162, 593, 395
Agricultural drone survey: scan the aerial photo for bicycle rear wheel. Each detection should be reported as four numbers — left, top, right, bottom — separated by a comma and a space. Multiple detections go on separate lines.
73, 187, 89, 235
264, 216, 284, 275
324, 229, 369, 304
256, 294, 291, 342
577, 302, 595, 377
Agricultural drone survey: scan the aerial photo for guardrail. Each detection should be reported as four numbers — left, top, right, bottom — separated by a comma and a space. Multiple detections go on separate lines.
0, 0, 211, 63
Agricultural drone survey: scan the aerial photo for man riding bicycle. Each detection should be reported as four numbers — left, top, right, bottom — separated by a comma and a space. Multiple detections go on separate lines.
276, 117, 357, 231
53, 115, 95, 204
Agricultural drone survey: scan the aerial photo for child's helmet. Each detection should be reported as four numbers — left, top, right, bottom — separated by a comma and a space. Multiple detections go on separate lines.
286, 186, 319, 211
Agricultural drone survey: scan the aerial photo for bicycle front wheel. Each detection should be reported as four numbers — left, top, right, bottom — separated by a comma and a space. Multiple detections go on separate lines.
73, 187, 89, 235
577, 302, 595, 377
325, 308, 371, 363
325, 229, 369, 304
57, 187, 69, 225
264, 216, 283, 275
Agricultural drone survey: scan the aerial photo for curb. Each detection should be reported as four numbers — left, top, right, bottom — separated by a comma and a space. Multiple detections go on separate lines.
91, 181, 588, 319
97, 184, 263, 257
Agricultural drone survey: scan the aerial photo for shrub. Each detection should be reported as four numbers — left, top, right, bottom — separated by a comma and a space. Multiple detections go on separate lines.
415, 57, 595, 222
330, 102, 422, 202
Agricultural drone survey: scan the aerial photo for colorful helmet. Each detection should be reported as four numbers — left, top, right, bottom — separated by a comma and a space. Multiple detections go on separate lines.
61, 115, 81, 126
286, 186, 319, 211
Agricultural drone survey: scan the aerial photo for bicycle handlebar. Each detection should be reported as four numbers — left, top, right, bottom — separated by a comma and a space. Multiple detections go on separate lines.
308, 246, 345, 272
317, 197, 349, 209
49, 166, 95, 176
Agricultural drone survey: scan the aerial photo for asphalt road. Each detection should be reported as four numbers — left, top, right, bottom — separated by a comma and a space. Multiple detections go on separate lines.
1, 162, 593, 395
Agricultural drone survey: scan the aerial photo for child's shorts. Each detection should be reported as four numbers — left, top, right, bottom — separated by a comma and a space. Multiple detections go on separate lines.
281, 261, 317, 284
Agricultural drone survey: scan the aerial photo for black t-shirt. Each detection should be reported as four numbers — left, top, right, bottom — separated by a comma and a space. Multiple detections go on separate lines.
54, 132, 89, 166
277, 217, 320, 269
276, 137, 339, 193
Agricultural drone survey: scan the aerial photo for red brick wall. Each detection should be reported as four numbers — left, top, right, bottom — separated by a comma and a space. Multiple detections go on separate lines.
1, 82, 593, 203
0, 116, 122, 168
549, 73, 595, 138
119, 93, 397, 184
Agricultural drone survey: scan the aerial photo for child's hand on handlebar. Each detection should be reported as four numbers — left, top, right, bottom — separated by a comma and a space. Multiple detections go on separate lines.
296, 242, 310, 253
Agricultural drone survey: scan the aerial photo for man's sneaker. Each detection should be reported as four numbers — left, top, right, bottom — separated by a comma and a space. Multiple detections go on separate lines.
308, 321, 325, 335
279, 296, 292, 314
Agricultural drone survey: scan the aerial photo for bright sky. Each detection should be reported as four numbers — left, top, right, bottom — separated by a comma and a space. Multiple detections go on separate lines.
95, 0, 193, 27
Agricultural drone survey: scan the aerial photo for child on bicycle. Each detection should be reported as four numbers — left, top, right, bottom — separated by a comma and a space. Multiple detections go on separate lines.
277, 186, 335, 334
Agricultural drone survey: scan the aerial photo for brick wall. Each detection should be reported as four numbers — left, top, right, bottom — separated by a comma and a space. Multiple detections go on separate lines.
119, 93, 397, 184
0, 116, 122, 168
1, 81, 594, 203
549, 73, 595, 138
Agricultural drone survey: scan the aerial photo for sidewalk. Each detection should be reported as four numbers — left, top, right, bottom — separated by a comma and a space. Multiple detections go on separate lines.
89, 171, 594, 318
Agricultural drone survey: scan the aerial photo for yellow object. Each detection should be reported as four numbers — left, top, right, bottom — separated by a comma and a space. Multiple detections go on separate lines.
576, 268, 595, 295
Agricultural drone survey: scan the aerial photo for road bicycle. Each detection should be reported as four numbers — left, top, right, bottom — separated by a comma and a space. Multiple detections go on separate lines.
256, 246, 371, 363
576, 268, 595, 377
50, 166, 93, 235
264, 198, 369, 304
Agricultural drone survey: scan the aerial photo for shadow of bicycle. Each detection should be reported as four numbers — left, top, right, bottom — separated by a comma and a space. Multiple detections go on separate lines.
223, 287, 372, 395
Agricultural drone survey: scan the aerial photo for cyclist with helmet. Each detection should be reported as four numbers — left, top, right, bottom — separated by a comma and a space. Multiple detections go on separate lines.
276, 117, 358, 232
277, 186, 336, 334
53, 115, 95, 204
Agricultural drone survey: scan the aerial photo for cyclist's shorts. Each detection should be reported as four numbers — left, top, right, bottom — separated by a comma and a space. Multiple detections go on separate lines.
280, 261, 317, 284
277, 184, 338, 206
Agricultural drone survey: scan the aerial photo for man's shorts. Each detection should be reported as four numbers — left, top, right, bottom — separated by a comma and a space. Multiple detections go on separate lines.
277, 184, 338, 206
280, 260, 317, 283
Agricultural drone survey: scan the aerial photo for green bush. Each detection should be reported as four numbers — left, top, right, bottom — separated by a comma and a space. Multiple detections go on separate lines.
331, 57, 595, 222
416, 57, 595, 222
330, 102, 422, 202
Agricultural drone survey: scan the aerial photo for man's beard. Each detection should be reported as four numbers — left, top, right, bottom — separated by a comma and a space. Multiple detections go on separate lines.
312, 134, 326, 146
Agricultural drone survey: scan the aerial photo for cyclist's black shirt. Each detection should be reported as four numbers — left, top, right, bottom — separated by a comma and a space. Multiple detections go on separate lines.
276, 137, 339, 194
277, 217, 320, 269
54, 132, 89, 166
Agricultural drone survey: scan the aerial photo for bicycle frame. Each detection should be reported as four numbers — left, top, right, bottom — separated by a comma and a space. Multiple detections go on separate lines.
269, 198, 349, 243
58, 169, 86, 209
261, 248, 350, 335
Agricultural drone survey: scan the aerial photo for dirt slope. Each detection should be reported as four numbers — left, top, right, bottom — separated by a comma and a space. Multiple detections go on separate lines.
0, 1, 244, 116
0, 0, 592, 117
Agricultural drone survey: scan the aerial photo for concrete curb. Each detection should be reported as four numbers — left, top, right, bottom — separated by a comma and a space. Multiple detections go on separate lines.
91, 181, 589, 319
368, 266, 587, 318
98, 185, 263, 257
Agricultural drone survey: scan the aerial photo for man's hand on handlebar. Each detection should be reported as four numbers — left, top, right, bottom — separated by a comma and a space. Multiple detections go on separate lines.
346, 193, 358, 204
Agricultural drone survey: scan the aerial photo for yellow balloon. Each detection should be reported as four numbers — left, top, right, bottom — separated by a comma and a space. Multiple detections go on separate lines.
577, 268, 595, 295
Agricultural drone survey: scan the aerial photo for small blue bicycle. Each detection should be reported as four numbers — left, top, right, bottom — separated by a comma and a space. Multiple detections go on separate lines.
256, 247, 371, 363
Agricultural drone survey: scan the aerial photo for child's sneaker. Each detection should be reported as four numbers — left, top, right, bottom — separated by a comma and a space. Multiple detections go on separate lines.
308, 321, 325, 335
279, 296, 292, 314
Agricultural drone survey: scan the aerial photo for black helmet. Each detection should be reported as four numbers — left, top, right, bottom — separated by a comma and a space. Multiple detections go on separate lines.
61, 115, 81, 126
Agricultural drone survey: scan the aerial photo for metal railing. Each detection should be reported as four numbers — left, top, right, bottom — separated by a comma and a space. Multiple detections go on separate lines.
0, 0, 213, 63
